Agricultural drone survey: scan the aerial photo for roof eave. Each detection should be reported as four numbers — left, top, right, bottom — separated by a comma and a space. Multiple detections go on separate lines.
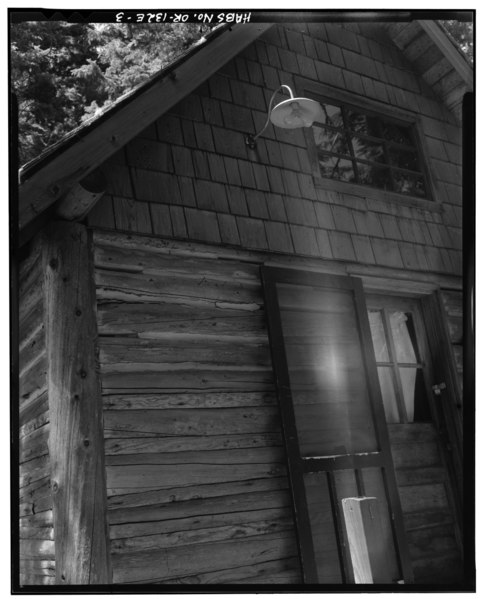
18, 22, 273, 233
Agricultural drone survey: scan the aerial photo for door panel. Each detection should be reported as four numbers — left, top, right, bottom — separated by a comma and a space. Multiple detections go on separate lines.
367, 294, 464, 584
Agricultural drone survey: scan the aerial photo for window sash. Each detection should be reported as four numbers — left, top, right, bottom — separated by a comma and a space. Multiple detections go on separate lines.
311, 98, 430, 199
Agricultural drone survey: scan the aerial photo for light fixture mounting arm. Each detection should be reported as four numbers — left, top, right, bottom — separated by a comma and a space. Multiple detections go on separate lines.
245, 85, 296, 150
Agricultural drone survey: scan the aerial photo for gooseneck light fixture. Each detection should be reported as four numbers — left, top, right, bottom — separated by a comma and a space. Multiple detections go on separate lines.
245, 84, 321, 150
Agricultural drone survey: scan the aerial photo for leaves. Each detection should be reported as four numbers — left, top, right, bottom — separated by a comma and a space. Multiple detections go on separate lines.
11, 20, 210, 165
439, 19, 473, 63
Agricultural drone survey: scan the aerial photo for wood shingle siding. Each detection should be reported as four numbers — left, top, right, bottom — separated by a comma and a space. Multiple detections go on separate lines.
88, 22, 462, 280
94, 231, 300, 584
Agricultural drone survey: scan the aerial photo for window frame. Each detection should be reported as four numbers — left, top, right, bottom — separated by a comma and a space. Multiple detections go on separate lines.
367, 295, 433, 424
294, 76, 440, 211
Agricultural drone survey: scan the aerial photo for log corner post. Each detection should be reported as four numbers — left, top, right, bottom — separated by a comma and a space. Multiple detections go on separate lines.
42, 221, 111, 584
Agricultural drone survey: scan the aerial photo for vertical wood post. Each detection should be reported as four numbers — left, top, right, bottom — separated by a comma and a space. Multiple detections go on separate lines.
42, 222, 111, 584
342, 497, 392, 584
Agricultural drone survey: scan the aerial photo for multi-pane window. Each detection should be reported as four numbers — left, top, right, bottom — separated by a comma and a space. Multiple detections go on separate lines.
368, 303, 431, 423
312, 99, 429, 198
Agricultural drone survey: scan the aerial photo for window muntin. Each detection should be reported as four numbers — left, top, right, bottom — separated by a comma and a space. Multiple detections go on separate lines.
312, 100, 429, 199
368, 307, 431, 423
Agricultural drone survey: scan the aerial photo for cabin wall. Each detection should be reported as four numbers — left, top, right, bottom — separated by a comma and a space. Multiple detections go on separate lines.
93, 230, 301, 584
18, 249, 55, 585
88, 22, 462, 279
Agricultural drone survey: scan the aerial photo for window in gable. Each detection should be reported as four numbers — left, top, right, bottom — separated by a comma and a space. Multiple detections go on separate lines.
310, 99, 429, 199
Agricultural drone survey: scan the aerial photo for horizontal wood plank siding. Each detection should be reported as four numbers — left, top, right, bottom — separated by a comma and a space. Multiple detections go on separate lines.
93, 230, 300, 584
388, 423, 463, 584
18, 249, 54, 586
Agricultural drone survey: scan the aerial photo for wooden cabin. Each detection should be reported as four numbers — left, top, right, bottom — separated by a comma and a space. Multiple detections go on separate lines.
16, 18, 473, 588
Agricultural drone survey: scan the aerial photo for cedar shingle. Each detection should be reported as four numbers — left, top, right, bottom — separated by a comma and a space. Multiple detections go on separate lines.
192, 151, 211, 180
326, 43, 345, 67
220, 102, 255, 135
226, 185, 249, 216
266, 194, 287, 222
201, 97, 223, 127
181, 119, 196, 147
342, 71, 364, 96
194, 122, 215, 152
290, 225, 319, 256
342, 49, 371, 77
218, 213, 240, 245
169, 206, 187, 238
208, 74, 232, 102
331, 205, 357, 233
280, 144, 301, 172
282, 170, 302, 198
297, 54, 317, 80
297, 173, 317, 200
178, 177, 197, 207
172, 145, 194, 177
329, 231, 356, 261
194, 180, 229, 213
265, 140, 284, 168
246, 189, 269, 219
172, 94, 204, 121
398, 219, 418, 244
222, 157, 242, 187
87, 194, 115, 229
315, 229, 333, 259
238, 160, 257, 188
351, 234, 375, 264
156, 115, 184, 144
236, 217, 268, 250
207, 153, 228, 184
212, 126, 248, 160
252, 163, 271, 192
285, 28, 305, 54
313, 202, 335, 229
265, 221, 294, 253
284, 197, 316, 226
447, 226, 462, 250
230, 80, 266, 112
371, 238, 403, 268
131, 169, 180, 204
121, 205, 153, 236
261, 63, 280, 90
314, 62, 344, 88
326, 25, 360, 52
104, 163, 134, 198
126, 139, 173, 172
150, 203, 173, 237
184, 208, 221, 244
266, 166, 286, 195
380, 214, 403, 240
265, 45, 281, 69
245, 59, 263, 85
277, 47, 299, 74
138, 122, 157, 141
399, 243, 422, 271
353, 210, 383, 237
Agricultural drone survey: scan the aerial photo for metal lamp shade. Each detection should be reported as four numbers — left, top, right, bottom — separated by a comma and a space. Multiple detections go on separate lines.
270, 97, 321, 129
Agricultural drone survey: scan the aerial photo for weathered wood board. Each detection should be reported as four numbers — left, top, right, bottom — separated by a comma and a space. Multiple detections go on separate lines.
94, 231, 298, 584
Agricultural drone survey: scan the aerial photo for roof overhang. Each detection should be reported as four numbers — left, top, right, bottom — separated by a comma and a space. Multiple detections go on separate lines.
17, 22, 272, 235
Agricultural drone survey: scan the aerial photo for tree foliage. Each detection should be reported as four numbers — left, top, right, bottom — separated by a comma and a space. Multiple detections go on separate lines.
11, 20, 210, 165
439, 19, 474, 62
